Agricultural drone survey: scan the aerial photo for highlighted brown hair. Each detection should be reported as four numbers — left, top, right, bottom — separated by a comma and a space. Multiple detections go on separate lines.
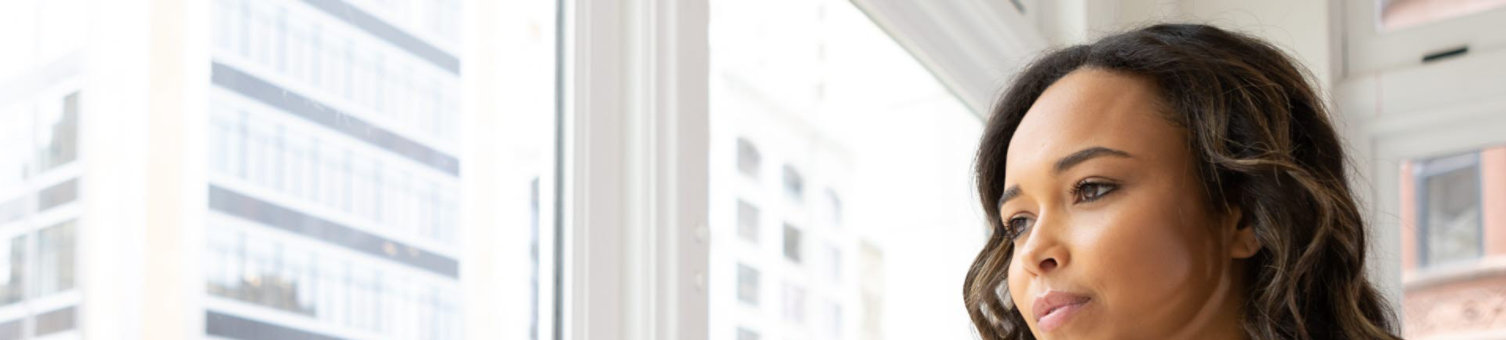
965, 24, 1401, 340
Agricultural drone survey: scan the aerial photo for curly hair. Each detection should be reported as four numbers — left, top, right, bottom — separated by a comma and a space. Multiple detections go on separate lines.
965, 24, 1401, 340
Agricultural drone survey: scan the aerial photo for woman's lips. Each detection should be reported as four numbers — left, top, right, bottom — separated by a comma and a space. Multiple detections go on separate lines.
1033, 291, 1091, 332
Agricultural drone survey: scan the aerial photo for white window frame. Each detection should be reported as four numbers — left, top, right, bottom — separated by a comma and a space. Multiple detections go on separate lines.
561, 0, 710, 339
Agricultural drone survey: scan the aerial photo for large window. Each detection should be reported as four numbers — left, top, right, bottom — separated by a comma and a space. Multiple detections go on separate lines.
6, 0, 1026, 338
708, 0, 987, 339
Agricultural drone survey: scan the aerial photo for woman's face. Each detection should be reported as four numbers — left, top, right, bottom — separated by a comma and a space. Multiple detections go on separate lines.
1000, 68, 1258, 340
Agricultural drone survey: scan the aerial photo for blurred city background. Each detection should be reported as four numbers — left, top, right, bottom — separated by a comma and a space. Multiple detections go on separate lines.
0, 0, 1503, 339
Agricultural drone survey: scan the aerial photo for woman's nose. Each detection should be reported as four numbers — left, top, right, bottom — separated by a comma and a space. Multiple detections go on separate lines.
1017, 219, 1067, 276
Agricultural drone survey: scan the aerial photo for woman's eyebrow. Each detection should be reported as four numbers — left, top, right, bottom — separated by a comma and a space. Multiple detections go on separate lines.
998, 146, 1132, 208
1054, 146, 1132, 173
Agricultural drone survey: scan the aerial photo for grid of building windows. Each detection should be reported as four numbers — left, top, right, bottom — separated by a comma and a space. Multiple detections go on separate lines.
0, 88, 82, 338
204, 217, 460, 339
208, 105, 459, 247
0, 220, 76, 306
206, 0, 462, 338
212, 0, 461, 148
719, 136, 852, 340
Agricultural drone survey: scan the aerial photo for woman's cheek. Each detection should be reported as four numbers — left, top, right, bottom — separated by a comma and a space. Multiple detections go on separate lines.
1087, 205, 1210, 332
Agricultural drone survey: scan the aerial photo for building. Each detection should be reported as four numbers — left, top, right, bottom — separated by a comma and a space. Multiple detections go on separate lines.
707, 1, 862, 340
0, 0, 559, 339
201, 0, 463, 338
0, 59, 82, 339
1397, 147, 1506, 337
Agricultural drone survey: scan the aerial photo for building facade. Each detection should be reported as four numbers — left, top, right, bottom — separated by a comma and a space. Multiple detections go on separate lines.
1399, 146, 1506, 338
707, 1, 876, 340
0, 64, 83, 340
202, 0, 463, 339
0, 0, 557, 339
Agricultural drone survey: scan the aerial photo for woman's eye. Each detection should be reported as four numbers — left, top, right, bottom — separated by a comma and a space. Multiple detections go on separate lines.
1006, 216, 1034, 240
1073, 180, 1118, 203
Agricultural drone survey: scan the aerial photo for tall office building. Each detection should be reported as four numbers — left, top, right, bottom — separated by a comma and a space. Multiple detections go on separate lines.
201, 0, 463, 339
0, 61, 83, 340
0, 0, 564, 339
0, 0, 90, 338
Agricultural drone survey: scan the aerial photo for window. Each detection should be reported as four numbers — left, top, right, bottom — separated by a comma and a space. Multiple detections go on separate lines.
783, 223, 802, 263
275, 7, 288, 72
736, 327, 760, 340
236, 0, 250, 58
826, 244, 841, 282
737, 138, 762, 179
0, 234, 25, 305
782, 283, 806, 324
825, 188, 842, 228
782, 165, 804, 202
737, 200, 760, 243
35, 91, 78, 174
34, 220, 74, 297
1380, 0, 1506, 31
0, 104, 30, 188
737, 263, 760, 306
828, 301, 843, 337
309, 24, 322, 87
1415, 152, 1483, 266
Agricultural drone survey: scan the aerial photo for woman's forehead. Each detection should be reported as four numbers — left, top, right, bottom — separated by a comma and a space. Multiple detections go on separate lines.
1003, 69, 1183, 176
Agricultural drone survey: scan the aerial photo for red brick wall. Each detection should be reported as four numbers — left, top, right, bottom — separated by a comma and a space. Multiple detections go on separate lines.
1482, 147, 1506, 257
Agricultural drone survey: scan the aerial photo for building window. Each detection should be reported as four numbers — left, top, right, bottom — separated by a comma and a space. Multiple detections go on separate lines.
782, 165, 804, 202
736, 263, 759, 306
825, 188, 842, 228
826, 244, 841, 282
783, 223, 802, 263
35, 92, 79, 174
0, 104, 30, 188
34, 220, 75, 297
736, 138, 761, 179
782, 283, 805, 324
0, 234, 26, 305
736, 327, 760, 340
737, 199, 760, 243
1416, 152, 1483, 267
1380, 0, 1506, 31
827, 301, 843, 337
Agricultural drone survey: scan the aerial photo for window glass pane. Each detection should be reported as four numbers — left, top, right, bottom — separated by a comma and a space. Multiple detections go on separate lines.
783, 223, 802, 263
782, 282, 805, 324
710, 0, 986, 338
34, 91, 78, 173
737, 263, 759, 305
736, 199, 760, 243
1419, 153, 1483, 266
737, 138, 761, 179
1379, 0, 1506, 31
782, 165, 804, 202
34, 220, 74, 297
0, 235, 25, 305
736, 327, 760, 340
0, 104, 31, 188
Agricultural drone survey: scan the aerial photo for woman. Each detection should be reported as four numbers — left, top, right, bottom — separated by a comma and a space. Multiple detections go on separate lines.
964, 24, 1403, 340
